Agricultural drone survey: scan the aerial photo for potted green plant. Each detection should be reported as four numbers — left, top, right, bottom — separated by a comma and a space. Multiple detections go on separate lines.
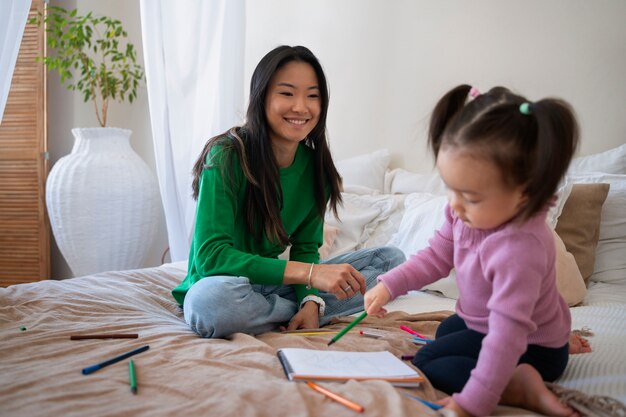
31, 6, 159, 277
31, 6, 143, 126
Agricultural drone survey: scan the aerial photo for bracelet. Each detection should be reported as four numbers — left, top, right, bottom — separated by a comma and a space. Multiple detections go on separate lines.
300, 295, 326, 317
305, 263, 315, 290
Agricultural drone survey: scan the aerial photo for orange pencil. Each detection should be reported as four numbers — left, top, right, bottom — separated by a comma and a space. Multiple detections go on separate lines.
306, 381, 364, 413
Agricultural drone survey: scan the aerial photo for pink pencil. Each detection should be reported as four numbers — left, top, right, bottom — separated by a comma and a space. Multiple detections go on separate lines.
400, 325, 427, 339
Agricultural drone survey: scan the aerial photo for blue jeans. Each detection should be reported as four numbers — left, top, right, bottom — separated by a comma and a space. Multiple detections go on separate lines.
183, 246, 405, 338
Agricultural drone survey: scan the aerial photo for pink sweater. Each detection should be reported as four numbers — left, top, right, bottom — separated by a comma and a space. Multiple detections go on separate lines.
379, 205, 571, 417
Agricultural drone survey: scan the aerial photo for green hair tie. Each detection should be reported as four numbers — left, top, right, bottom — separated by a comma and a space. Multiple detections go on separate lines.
519, 102, 532, 115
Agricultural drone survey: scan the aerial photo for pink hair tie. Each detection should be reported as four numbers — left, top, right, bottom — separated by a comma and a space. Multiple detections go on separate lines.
469, 87, 481, 98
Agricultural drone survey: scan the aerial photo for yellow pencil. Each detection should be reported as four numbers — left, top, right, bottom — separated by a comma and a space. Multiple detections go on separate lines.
285, 331, 338, 336
283, 328, 338, 334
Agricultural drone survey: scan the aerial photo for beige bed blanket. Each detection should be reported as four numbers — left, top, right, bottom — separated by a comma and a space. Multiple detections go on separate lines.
0, 263, 538, 417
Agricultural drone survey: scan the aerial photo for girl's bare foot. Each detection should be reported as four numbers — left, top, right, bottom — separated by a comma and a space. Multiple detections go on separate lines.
501, 364, 580, 417
569, 333, 592, 354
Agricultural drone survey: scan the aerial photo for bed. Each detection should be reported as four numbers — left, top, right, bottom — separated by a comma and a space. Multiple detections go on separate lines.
1, 144, 625, 417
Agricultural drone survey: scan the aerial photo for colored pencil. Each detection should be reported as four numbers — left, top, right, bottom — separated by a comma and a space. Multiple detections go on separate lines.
70, 333, 139, 340
400, 354, 415, 360
285, 331, 338, 336
283, 328, 336, 334
402, 392, 443, 410
306, 381, 365, 413
327, 311, 367, 346
128, 359, 137, 394
399, 325, 427, 339
359, 330, 383, 339
82, 345, 149, 375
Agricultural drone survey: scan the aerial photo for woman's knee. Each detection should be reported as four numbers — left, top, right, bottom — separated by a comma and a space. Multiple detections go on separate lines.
379, 246, 406, 269
365, 246, 405, 273
183, 276, 249, 338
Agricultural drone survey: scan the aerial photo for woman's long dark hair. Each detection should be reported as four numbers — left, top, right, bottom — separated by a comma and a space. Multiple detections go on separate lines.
429, 84, 579, 221
191, 45, 342, 245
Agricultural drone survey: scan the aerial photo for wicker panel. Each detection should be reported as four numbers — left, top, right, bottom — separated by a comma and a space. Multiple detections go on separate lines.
0, 0, 48, 286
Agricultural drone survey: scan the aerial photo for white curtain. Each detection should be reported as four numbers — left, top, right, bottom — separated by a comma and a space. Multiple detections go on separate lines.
140, 1, 245, 261
0, 0, 30, 123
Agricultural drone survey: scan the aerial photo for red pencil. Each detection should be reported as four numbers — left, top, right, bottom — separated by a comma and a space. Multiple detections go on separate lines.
399, 325, 427, 339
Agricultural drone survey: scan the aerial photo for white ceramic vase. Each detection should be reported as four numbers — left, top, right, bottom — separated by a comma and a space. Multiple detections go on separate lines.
46, 127, 160, 277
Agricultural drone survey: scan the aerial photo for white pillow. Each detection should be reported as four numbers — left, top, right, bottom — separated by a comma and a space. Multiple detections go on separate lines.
388, 193, 447, 256
335, 149, 391, 194
547, 180, 573, 229
386, 193, 459, 298
361, 194, 407, 250
325, 193, 398, 257
568, 144, 626, 175
567, 172, 626, 285
384, 168, 447, 195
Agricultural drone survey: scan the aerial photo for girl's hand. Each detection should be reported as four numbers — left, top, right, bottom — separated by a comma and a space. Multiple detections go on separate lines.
284, 262, 366, 300
364, 282, 391, 317
439, 397, 473, 417
285, 301, 320, 331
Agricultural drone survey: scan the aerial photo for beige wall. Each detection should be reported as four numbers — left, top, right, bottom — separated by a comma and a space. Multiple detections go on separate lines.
246, 0, 626, 172
47, 1, 626, 277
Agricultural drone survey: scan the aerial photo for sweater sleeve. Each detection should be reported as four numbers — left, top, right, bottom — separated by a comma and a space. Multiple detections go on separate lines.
288, 202, 323, 301
453, 232, 547, 417
190, 149, 286, 286
377, 205, 455, 299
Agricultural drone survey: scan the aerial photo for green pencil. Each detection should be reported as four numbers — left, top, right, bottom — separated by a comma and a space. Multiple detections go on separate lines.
128, 359, 137, 394
327, 311, 368, 346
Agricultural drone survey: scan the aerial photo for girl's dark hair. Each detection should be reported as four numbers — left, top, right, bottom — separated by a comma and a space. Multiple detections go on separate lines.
191, 45, 342, 245
428, 84, 579, 221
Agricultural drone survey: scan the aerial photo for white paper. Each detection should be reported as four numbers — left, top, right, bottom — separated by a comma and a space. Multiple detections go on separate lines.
278, 348, 418, 378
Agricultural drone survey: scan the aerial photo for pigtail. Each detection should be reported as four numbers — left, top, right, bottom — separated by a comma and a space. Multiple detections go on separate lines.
522, 99, 579, 219
428, 84, 472, 158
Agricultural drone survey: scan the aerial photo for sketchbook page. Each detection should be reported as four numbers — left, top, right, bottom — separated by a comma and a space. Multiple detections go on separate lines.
277, 348, 419, 379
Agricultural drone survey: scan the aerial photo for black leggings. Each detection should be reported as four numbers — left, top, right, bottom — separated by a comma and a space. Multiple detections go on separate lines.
412, 314, 569, 395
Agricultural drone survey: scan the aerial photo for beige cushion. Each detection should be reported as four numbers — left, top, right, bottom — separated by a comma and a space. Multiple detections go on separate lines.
553, 230, 586, 306
555, 183, 610, 284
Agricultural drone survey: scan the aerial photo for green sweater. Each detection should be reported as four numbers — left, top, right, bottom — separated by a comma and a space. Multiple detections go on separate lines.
172, 141, 323, 305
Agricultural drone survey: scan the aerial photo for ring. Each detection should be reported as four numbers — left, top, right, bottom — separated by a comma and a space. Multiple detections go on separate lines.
343, 285, 352, 292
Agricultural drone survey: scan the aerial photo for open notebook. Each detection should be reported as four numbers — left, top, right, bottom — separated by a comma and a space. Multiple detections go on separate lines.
276, 348, 424, 387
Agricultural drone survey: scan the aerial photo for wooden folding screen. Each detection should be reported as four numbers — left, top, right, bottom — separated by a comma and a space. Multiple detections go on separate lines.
0, 0, 48, 286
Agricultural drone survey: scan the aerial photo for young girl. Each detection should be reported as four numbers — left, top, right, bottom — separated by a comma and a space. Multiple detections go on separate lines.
364, 85, 580, 417
173, 45, 404, 339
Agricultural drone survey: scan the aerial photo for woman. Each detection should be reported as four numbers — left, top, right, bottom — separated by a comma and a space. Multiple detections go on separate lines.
173, 45, 405, 338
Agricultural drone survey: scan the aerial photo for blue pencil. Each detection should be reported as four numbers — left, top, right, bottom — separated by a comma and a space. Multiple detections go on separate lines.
82, 345, 150, 375
402, 392, 443, 410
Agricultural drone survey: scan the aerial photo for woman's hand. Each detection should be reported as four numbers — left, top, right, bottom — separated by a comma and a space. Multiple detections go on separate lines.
364, 282, 391, 317
284, 262, 366, 300
285, 301, 320, 331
